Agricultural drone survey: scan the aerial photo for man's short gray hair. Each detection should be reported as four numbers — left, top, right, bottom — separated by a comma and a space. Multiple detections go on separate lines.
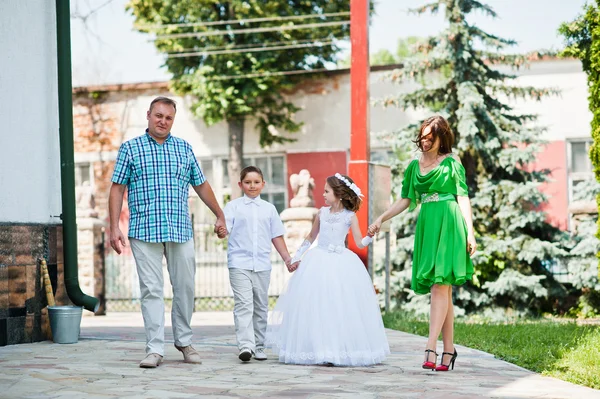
149, 96, 177, 112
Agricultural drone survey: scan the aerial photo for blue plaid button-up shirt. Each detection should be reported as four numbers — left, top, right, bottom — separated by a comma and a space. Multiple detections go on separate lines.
111, 131, 205, 243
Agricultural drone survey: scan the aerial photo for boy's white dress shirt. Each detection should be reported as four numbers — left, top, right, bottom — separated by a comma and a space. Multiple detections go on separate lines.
224, 195, 285, 271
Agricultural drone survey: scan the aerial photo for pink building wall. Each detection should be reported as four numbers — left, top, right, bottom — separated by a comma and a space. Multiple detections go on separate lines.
532, 141, 568, 230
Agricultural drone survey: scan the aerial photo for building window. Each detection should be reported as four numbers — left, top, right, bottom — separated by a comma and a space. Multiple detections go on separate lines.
567, 139, 593, 203
75, 163, 93, 187
222, 155, 287, 213
191, 154, 287, 226
370, 150, 395, 166
200, 159, 214, 187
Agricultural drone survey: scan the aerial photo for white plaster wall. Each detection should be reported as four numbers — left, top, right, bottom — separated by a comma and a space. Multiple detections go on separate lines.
0, 1, 62, 223
510, 60, 592, 141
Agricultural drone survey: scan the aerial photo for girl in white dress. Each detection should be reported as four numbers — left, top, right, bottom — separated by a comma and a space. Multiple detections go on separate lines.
267, 173, 390, 366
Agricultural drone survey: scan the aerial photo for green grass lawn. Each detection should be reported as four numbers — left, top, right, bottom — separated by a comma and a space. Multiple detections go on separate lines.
383, 312, 600, 390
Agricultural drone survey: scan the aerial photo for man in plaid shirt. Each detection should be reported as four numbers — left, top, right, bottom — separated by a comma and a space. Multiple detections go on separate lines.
109, 97, 227, 368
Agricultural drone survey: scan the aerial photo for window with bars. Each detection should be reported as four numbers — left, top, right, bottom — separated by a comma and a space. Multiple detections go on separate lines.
75, 163, 93, 187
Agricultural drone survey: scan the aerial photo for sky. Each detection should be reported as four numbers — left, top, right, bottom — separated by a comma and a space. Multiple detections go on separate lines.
70, 0, 589, 87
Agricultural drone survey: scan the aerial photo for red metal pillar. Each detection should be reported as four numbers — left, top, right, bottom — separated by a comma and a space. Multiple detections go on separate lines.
348, 0, 370, 268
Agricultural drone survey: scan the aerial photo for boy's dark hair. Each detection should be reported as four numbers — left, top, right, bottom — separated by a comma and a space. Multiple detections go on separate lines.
326, 174, 362, 212
240, 166, 264, 181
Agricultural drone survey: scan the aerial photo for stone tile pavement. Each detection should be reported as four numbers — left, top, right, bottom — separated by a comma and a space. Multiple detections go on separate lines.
0, 312, 598, 399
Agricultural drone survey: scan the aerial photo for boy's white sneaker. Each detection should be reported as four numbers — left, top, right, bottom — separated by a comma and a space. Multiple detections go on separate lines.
254, 348, 267, 361
239, 349, 252, 362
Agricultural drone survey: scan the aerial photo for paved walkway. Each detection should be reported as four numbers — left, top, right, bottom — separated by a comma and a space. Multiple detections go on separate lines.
0, 312, 598, 399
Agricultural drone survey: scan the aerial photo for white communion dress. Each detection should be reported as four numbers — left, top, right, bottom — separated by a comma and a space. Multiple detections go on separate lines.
267, 207, 390, 366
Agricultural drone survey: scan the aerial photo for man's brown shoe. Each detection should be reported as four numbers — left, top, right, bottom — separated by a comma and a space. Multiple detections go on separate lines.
175, 345, 202, 364
139, 353, 163, 368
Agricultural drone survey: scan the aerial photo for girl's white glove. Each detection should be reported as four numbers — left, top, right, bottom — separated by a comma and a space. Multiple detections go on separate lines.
290, 239, 311, 264
361, 236, 373, 247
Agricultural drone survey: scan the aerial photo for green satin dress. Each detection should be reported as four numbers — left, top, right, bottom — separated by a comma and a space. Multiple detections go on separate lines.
401, 155, 474, 294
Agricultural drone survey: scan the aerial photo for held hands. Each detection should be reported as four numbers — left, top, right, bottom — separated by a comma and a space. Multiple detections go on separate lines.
367, 219, 382, 237
214, 217, 227, 239
284, 258, 300, 273
216, 226, 228, 239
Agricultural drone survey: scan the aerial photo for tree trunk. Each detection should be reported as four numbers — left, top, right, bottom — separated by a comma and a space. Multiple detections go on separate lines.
227, 118, 244, 199
461, 150, 478, 195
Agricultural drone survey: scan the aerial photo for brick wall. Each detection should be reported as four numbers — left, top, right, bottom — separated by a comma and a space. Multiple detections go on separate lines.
0, 224, 69, 346
73, 92, 123, 224
73, 91, 123, 154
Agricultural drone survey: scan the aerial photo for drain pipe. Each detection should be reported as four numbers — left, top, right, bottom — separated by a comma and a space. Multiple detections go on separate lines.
56, 0, 99, 313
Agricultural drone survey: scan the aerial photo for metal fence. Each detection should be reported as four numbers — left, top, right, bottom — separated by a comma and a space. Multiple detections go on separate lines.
104, 223, 292, 312
104, 191, 395, 313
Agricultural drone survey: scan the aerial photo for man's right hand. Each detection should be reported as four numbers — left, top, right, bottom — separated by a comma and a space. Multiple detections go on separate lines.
110, 228, 127, 254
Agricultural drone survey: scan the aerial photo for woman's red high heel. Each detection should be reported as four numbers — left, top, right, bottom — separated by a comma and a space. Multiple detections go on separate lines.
422, 349, 438, 370
435, 349, 458, 371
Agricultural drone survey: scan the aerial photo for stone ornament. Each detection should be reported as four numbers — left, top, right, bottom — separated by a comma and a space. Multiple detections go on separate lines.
289, 169, 315, 208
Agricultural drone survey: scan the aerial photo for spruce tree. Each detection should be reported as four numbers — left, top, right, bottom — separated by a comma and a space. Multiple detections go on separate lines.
379, 0, 567, 316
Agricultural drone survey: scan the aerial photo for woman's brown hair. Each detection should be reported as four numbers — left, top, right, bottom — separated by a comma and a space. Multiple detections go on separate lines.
413, 115, 454, 155
326, 174, 362, 212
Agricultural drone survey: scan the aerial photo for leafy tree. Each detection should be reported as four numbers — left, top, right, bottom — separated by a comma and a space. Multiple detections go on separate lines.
337, 48, 397, 68
337, 36, 423, 67
378, 0, 568, 316
559, 2, 600, 278
395, 36, 421, 60
370, 49, 397, 66
127, 0, 353, 197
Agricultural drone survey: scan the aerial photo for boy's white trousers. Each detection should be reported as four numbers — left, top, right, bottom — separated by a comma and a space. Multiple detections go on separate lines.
228, 268, 271, 352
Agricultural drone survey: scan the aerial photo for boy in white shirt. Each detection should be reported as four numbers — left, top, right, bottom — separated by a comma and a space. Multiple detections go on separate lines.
224, 166, 297, 362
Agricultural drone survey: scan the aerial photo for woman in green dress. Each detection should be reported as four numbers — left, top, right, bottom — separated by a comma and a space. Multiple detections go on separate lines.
368, 116, 476, 372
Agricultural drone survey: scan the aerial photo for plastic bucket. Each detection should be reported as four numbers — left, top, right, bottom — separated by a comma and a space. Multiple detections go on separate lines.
48, 306, 83, 344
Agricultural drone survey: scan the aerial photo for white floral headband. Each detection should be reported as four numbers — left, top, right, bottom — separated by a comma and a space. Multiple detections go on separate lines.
335, 173, 364, 198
